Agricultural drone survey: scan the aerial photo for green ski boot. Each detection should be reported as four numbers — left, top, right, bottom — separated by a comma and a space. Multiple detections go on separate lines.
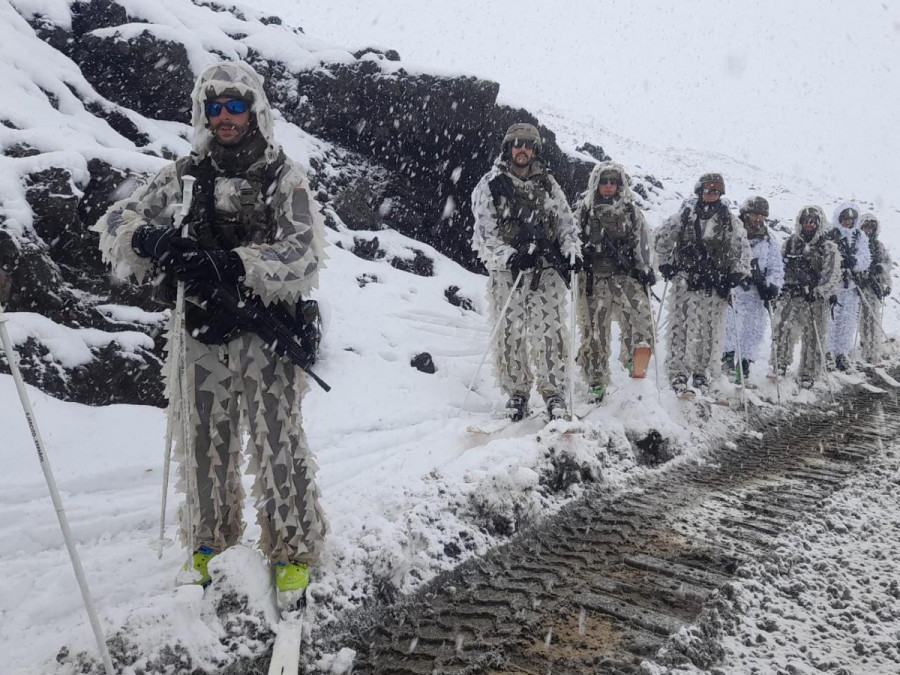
588, 384, 606, 404
177, 546, 217, 587
275, 562, 310, 610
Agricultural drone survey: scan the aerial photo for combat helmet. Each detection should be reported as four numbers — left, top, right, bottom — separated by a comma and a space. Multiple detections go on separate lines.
740, 196, 769, 217
694, 172, 725, 197
501, 123, 542, 156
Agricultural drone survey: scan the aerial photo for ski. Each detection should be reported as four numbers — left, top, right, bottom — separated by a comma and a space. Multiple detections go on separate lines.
873, 367, 900, 388
466, 410, 543, 436
859, 381, 888, 395
267, 613, 303, 675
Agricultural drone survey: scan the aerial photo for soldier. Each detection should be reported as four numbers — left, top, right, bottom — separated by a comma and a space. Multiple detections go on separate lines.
825, 202, 870, 371
771, 206, 841, 388
722, 197, 784, 382
655, 172, 750, 395
575, 161, 655, 403
93, 62, 327, 609
471, 123, 582, 420
857, 213, 892, 363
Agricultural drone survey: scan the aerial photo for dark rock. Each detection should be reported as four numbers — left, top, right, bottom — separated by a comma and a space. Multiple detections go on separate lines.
577, 142, 611, 163
389, 249, 434, 277
632, 430, 676, 466
83, 100, 151, 147
356, 273, 378, 287
259, 16, 283, 26
353, 47, 401, 62
444, 285, 474, 311
351, 236, 386, 261
74, 29, 194, 122
4, 143, 41, 158
410, 352, 436, 374
333, 179, 383, 230
79, 159, 135, 228
70, 0, 129, 35
632, 182, 648, 199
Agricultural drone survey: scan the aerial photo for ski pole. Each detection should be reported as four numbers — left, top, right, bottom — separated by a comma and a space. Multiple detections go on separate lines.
766, 302, 782, 405
730, 292, 748, 419
458, 269, 525, 415
809, 303, 836, 403
646, 284, 662, 401
654, 279, 669, 337
0, 304, 116, 675
567, 253, 578, 419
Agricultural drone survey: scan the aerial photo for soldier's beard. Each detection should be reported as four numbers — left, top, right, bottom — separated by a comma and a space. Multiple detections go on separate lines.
211, 121, 251, 145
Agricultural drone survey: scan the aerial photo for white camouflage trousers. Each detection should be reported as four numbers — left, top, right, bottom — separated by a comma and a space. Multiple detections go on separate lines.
772, 297, 829, 382
825, 285, 860, 358
170, 329, 327, 565
488, 268, 570, 400
723, 286, 769, 362
665, 278, 728, 381
576, 274, 652, 386
858, 286, 884, 363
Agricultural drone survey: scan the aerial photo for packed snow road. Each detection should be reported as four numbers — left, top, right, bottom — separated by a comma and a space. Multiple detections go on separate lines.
298, 386, 900, 674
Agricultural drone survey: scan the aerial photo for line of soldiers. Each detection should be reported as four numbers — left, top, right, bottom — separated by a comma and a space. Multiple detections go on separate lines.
472, 123, 893, 417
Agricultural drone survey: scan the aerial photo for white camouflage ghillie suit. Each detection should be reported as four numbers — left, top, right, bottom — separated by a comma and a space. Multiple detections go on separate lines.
723, 197, 784, 379
575, 161, 655, 393
857, 213, 892, 363
771, 206, 841, 387
655, 173, 751, 393
824, 201, 870, 370
471, 123, 581, 419
93, 62, 328, 571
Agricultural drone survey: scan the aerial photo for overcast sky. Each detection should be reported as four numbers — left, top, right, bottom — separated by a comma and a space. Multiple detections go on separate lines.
254, 0, 900, 207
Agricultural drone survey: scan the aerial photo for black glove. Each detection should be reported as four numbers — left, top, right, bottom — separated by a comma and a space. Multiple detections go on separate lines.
760, 283, 779, 302
569, 257, 584, 275
659, 263, 676, 281
132, 225, 179, 260
846, 255, 857, 270
883, 287, 892, 299
172, 247, 245, 284
507, 250, 537, 277
631, 268, 656, 287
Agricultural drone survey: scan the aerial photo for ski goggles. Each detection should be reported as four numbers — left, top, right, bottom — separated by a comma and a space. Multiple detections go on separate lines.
511, 139, 537, 150
799, 216, 820, 226
598, 177, 621, 186
204, 99, 250, 117
702, 187, 722, 196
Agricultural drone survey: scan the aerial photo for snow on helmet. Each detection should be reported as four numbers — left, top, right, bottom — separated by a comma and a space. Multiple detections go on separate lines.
694, 172, 725, 197
501, 123, 542, 156
740, 196, 769, 217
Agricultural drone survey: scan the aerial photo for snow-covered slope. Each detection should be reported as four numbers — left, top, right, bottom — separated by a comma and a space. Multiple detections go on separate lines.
4, 1, 900, 674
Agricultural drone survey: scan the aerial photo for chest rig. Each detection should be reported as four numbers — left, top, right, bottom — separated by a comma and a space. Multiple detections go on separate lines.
488, 171, 557, 249
827, 228, 862, 288
581, 202, 637, 278
783, 236, 827, 298
673, 204, 732, 292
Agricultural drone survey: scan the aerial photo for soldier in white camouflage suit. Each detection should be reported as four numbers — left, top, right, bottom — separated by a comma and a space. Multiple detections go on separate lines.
575, 161, 656, 402
857, 213, 892, 363
471, 123, 582, 421
771, 206, 842, 388
825, 202, 870, 371
655, 173, 751, 395
93, 61, 327, 608
722, 196, 784, 382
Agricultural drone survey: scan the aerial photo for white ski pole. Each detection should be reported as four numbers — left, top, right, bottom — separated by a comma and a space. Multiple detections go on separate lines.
766, 302, 782, 405
0, 304, 116, 675
154, 176, 196, 560
567, 253, 578, 419
458, 269, 525, 415
809, 303, 836, 403
646, 284, 662, 400
730, 292, 748, 419
654, 279, 669, 336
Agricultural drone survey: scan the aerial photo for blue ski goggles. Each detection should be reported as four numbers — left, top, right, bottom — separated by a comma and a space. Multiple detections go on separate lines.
204, 99, 250, 117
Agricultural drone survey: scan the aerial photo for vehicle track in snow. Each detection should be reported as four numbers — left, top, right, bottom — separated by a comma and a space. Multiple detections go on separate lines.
325, 385, 899, 674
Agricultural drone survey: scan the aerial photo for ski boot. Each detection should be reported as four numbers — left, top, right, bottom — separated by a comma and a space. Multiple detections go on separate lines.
275, 561, 310, 610
588, 383, 606, 404
834, 354, 849, 372
721, 352, 735, 377
799, 377, 814, 390
506, 393, 529, 421
691, 373, 709, 395
545, 394, 569, 421
671, 374, 689, 395
825, 351, 836, 372
176, 545, 217, 587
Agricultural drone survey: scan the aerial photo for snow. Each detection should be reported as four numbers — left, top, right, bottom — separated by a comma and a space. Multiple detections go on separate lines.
3, 0, 900, 673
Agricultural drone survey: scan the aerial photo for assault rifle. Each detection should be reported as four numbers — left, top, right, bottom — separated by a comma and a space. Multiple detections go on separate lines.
187, 279, 331, 392
511, 204, 570, 291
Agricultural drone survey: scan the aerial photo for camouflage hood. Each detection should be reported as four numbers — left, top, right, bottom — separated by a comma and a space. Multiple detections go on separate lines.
793, 205, 829, 244
830, 200, 863, 237
860, 212, 880, 237
190, 61, 280, 164
582, 161, 637, 208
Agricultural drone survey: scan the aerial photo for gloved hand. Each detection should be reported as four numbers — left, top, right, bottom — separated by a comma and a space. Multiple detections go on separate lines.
569, 257, 584, 275
507, 250, 537, 277
658, 263, 676, 281
631, 268, 657, 287
172, 247, 245, 284
759, 283, 779, 302
882, 287, 892, 299
132, 225, 179, 260
829, 294, 838, 306
846, 255, 857, 269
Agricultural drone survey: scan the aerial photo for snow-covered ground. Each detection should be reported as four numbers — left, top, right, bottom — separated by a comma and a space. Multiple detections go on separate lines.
4, 1, 900, 674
